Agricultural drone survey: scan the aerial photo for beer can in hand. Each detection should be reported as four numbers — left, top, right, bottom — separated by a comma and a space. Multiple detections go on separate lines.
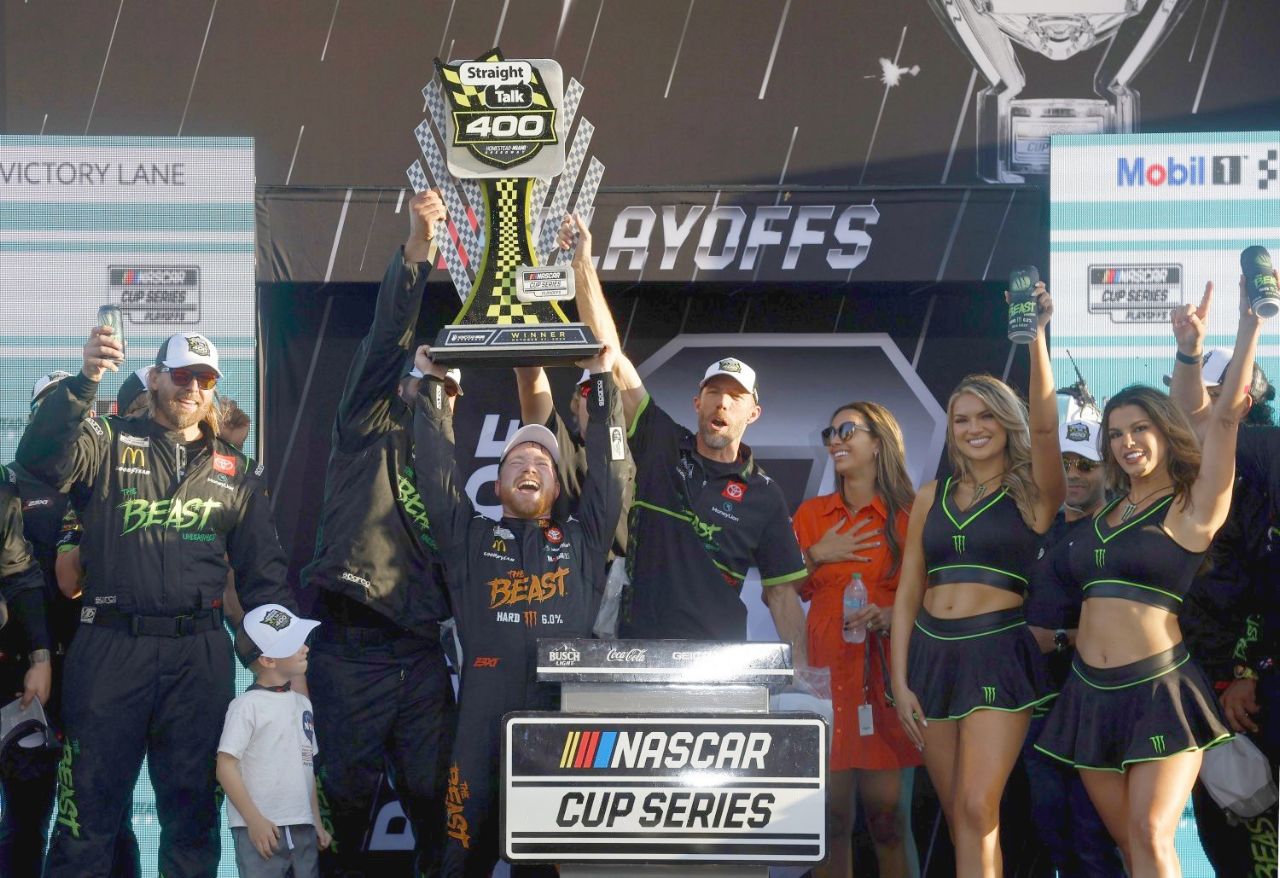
1240, 246, 1279, 319
96, 304, 125, 358
1007, 265, 1040, 344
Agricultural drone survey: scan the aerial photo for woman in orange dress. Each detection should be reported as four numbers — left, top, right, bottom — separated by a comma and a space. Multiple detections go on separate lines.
793, 401, 921, 878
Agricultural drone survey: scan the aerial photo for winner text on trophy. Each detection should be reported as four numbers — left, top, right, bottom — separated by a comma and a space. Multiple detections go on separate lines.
407, 48, 604, 365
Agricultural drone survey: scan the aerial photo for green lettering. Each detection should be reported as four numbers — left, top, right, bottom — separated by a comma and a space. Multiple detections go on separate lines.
119, 499, 151, 535
56, 743, 80, 837
145, 499, 171, 530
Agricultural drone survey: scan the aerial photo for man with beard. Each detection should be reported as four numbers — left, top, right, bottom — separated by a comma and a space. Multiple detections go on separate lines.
412, 343, 625, 878
17, 329, 294, 878
300, 189, 457, 877
562, 214, 808, 645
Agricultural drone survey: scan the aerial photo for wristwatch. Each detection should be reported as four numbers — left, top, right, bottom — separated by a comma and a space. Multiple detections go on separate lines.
1052, 630, 1069, 653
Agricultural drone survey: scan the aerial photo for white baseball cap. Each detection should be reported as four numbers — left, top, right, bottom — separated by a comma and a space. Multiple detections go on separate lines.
235, 604, 319, 667
1059, 419, 1102, 462
154, 333, 221, 377
700, 357, 758, 401
30, 370, 73, 407
502, 423, 561, 466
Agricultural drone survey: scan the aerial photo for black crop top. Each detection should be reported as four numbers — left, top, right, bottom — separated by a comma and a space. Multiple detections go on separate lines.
1067, 495, 1203, 613
922, 476, 1039, 594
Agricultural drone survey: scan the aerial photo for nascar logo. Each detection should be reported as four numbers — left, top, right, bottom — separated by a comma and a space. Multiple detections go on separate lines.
559, 729, 771, 771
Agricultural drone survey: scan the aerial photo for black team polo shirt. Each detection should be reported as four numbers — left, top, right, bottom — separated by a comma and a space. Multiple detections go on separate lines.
619, 394, 807, 641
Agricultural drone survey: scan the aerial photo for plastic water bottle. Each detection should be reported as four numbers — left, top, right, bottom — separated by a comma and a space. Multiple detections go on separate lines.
843, 574, 868, 644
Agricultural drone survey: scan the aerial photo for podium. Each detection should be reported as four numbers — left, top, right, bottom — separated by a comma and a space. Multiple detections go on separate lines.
501, 640, 827, 877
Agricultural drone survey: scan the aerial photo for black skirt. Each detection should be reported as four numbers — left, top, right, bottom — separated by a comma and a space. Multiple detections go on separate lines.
906, 606, 1054, 721
1034, 643, 1232, 772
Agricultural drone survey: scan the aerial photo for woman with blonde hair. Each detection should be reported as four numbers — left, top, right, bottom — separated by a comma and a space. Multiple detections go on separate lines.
1033, 287, 1267, 877
891, 283, 1064, 877
794, 402, 920, 878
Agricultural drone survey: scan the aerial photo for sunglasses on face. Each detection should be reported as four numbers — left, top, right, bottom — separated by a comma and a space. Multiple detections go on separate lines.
821, 421, 873, 446
1063, 458, 1099, 473
160, 367, 218, 390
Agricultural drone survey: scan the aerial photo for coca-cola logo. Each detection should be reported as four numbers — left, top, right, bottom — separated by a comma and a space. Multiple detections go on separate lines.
606, 647, 648, 663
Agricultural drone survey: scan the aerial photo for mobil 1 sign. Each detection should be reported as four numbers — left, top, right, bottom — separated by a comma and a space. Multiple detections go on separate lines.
502, 714, 826, 864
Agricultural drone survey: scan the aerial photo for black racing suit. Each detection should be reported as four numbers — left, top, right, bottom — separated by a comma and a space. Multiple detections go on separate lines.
300, 249, 455, 877
0, 465, 139, 878
15, 372, 294, 878
413, 372, 625, 878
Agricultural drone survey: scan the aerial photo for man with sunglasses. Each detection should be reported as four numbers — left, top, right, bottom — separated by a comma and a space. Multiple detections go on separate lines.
16, 329, 295, 878
1017, 419, 1124, 878
559, 214, 808, 646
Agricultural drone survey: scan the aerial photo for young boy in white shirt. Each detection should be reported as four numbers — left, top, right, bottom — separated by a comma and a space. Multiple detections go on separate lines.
217, 604, 330, 876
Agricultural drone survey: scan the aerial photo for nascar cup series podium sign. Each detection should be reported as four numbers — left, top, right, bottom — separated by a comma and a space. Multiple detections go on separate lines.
407, 49, 603, 365
1049, 131, 1280, 402
503, 641, 826, 873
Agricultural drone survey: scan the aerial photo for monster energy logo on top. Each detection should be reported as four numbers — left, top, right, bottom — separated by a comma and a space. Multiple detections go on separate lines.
409, 48, 603, 366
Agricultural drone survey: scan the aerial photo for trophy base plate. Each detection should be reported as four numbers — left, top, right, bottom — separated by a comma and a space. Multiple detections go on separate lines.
431, 323, 602, 367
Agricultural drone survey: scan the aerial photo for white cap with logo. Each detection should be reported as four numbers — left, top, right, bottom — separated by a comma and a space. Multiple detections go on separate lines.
236, 603, 319, 666
700, 357, 759, 401
30, 370, 73, 407
155, 333, 222, 377
1060, 420, 1102, 462
501, 423, 561, 466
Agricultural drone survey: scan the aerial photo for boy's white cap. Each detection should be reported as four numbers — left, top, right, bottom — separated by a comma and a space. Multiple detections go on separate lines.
236, 604, 319, 666
30, 370, 73, 407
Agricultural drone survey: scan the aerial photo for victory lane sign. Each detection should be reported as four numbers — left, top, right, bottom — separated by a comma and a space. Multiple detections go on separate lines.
501, 714, 826, 864
411, 49, 602, 366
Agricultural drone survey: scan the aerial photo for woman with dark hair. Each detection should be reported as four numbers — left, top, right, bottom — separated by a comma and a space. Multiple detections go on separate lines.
891, 284, 1064, 877
794, 402, 920, 878
1034, 292, 1267, 876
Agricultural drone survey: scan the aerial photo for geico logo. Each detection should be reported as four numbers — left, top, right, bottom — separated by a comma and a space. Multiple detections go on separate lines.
566, 730, 771, 771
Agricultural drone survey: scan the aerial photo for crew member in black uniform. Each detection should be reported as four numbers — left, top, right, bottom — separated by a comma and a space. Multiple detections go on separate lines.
413, 344, 625, 878
0, 371, 140, 878
17, 329, 295, 878
562, 214, 809, 647
1035, 287, 1268, 875
300, 189, 457, 877
891, 283, 1064, 877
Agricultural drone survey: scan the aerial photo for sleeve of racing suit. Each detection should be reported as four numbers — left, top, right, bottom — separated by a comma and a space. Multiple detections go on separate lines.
0, 474, 50, 650
226, 471, 296, 613
412, 376, 475, 559
576, 373, 627, 591
333, 248, 431, 453
15, 372, 107, 493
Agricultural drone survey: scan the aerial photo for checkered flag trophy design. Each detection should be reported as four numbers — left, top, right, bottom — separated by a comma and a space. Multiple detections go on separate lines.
406, 48, 604, 364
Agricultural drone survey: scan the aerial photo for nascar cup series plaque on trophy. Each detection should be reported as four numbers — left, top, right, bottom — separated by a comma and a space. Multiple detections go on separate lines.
407, 48, 604, 365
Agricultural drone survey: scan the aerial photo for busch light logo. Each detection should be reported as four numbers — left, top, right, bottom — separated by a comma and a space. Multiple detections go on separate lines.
1117, 156, 1206, 187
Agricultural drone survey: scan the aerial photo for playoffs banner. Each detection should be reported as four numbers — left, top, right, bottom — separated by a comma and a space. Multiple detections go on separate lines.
1049, 131, 1280, 404
0, 136, 258, 460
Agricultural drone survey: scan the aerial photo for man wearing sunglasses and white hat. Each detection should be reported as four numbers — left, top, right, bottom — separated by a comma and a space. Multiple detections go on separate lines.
17, 325, 294, 878
557, 214, 808, 649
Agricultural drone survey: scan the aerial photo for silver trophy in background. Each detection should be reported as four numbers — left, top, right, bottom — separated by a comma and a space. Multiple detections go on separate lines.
929, 0, 1193, 183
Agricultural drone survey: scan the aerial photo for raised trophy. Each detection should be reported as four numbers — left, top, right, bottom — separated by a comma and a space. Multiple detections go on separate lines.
929, 0, 1193, 183
407, 48, 604, 365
